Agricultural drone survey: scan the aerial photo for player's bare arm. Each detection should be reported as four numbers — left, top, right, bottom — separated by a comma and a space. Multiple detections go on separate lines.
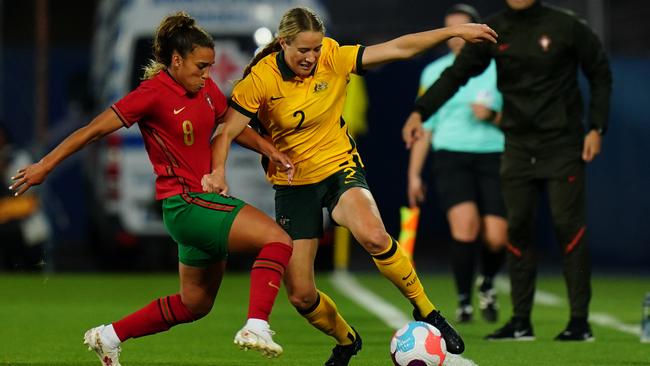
362, 24, 497, 69
232, 126, 294, 181
203, 108, 253, 194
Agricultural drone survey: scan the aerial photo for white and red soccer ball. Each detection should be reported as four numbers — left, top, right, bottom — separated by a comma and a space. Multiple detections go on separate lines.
390, 321, 447, 366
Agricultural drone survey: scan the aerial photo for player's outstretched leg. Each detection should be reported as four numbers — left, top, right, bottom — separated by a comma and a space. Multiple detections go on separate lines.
83, 325, 122, 366
370, 236, 465, 354
234, 241, 292, 358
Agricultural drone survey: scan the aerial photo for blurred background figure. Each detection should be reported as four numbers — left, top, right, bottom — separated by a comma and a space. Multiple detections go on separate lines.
406, 4, 507, 324
0, 124, 50, 271
403, 0, 612, 342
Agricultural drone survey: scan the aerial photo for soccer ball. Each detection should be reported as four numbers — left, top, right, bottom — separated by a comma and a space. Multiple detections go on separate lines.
390, 321, 447, 366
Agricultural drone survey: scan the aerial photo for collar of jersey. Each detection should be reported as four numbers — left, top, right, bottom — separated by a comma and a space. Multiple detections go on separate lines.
276, 51, 316, 81
159, 70, 189, 96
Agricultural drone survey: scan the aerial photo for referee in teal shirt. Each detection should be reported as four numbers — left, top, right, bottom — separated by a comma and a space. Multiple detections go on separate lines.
407, 4, 507, 324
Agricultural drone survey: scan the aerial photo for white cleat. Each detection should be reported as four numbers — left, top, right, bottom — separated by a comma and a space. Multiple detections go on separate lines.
83, 325, 122, 366
234, 326, 283, 358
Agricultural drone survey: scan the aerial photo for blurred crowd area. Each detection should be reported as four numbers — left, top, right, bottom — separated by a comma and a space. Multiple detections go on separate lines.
0, 0, 648, 272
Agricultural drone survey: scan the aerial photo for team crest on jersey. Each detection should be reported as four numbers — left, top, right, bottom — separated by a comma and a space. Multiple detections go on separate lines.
313, 81, 328, 93
277, 215, 291, 230
205, 94, 215, 111
539, 34, 551, 52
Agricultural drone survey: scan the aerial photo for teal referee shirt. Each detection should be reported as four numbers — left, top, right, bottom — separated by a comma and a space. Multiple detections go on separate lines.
419, 53, 504, 153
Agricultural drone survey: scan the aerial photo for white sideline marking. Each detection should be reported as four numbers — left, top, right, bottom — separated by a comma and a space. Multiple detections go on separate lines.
495, 278, 641, 336
588, 314, 641, 335
330, 270, 409, 330
330, 273, 640, 337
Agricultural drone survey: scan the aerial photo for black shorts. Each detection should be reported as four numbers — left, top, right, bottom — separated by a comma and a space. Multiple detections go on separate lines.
432, 150, 506, 217
274, 166, 369, 240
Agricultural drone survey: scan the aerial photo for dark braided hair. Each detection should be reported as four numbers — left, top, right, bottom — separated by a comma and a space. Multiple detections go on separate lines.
143, 11, 214, 79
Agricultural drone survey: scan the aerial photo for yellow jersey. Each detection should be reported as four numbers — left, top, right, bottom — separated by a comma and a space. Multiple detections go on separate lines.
230, 37, 365, 185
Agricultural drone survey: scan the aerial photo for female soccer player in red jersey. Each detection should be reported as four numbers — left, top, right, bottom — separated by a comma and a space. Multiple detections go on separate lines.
10, 12, 294, 366
202, 7, 497, 366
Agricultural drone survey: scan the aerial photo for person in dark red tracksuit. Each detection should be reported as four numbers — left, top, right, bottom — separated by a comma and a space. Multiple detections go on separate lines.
403, 0, 612, 341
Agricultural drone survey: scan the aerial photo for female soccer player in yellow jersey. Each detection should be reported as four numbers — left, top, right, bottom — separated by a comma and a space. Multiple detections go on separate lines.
203, 7, 497, 365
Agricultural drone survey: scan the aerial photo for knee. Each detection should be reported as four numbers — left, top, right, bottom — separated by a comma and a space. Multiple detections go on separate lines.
483, 232, 507, 250
357, 228, 390, 254
451, 229, 479, 243
268, 225, 292, 246
449, 218, 480, 242
181, 294, 215, 319
287, 289, 318, 311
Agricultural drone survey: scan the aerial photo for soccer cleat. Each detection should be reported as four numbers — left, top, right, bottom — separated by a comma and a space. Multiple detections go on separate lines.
456, 304, 474, 323
413, 309, 465, 354
478, 287, 499, 323
83, 325, 122, 366
554, 319, 595, 342
484, 317, 535, 341
324, 328, 362, 366
234, 326, 283, 358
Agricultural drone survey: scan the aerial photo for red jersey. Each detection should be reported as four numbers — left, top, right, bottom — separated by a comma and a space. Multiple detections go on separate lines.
112, 71, 227, 200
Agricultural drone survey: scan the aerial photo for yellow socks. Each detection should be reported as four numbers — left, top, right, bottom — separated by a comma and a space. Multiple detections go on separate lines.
372, 236, 436, 316
299, 291, 356, 345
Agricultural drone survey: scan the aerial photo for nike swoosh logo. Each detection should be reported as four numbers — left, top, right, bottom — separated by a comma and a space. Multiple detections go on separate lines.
402, 269, 414, 281
270, 96, 283, 101
498, 44, 510, 52
173, 106, 186, 115
268, 281, 280, 290
514, 330, 528, 338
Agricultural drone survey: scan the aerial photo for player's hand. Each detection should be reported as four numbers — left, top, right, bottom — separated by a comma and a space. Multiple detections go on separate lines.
9, 161, 48, 196
269, 150, 294, 184
402, 112, 424, 149
471, 103, 493, 120
201, 170, 229, 196
453, 23, 498, 44
582, 129, 602, 162
408, 175, 426, 208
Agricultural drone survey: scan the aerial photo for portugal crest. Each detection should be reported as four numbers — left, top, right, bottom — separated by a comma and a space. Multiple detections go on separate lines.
539, 34, 551, 52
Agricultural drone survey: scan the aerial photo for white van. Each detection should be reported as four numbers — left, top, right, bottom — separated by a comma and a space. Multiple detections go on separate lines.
88, 0, 328, 244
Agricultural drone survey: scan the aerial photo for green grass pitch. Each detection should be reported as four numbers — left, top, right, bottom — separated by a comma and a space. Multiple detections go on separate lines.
0, 272, 647, 365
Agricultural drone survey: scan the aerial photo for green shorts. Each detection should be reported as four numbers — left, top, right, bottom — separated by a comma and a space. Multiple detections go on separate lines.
162, 192, 245, 267
274, 166, 369, 240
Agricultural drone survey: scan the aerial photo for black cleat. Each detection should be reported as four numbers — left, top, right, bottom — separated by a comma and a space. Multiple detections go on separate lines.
485, 317, 535, 341
324, 328, 362, 366
554, 319, 594, 342
478, 287, 499, 323
413, 309, 465, 354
